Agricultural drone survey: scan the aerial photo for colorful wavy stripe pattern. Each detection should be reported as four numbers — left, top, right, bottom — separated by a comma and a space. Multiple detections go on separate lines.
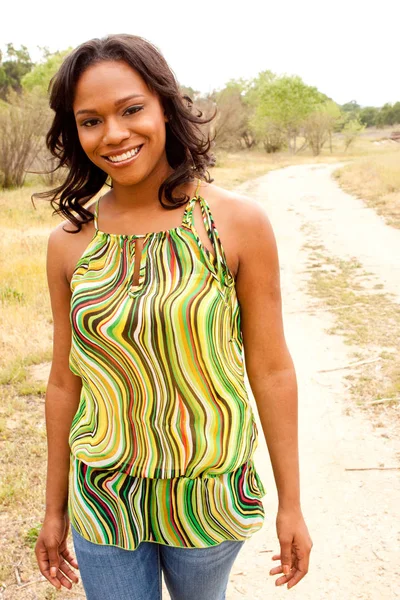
69, 456, 265, 548
68, 184, 266, 549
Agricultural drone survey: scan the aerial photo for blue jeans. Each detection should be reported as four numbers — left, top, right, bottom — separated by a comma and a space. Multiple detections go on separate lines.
71, 525, 245, 600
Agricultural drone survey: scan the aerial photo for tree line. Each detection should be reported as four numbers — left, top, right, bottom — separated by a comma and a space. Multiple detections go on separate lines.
0, 44, 399, 190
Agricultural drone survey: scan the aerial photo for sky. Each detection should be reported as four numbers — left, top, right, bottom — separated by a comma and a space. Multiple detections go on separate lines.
1, 0, 399, 107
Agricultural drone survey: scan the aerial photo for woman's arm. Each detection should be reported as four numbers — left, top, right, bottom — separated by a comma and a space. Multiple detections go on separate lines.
235, 199, 300, 509
35, 225, 82, 590
234, 195, 312, 589
44, 225, 82, 516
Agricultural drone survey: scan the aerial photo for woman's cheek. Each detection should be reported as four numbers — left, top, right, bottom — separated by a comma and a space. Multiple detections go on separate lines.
77, 128, 99, 155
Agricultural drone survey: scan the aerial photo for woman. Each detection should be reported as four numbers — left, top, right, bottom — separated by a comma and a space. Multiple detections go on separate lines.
35, 34, 312, 599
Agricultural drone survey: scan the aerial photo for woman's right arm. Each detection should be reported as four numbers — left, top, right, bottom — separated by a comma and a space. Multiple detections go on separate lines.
35, 225, 82, 591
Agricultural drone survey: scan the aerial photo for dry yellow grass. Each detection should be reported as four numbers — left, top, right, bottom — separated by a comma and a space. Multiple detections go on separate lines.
333, 147, 400, 228
212, 127, 400, 190
0, 185, 58, 393
302, 231, 400, 428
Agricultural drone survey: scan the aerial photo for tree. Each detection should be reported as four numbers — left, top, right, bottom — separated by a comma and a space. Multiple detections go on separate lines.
303, 101, 342, 155
211, 79, 255, 150
252, 73, 326, 153
359, 106, 379, 128
22, 48, 71, 95
374, 102, 400, 128
342, 117, 365, 151
245, 71, 282, 152
0, 90, 49, 188
392, 102, 400, 126
0, 44, 33, 99
341, 100, 361, 118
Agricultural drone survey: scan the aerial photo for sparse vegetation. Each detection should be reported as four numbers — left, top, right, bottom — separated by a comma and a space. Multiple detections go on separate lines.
333, 150, 400, 228
302, 225, 400, 409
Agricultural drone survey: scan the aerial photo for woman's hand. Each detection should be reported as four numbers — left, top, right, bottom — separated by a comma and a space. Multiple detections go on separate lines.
269, 506, 313, 589
35, 512, 79, 590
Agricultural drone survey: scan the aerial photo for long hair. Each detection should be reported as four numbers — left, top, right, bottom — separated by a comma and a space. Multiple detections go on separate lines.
34, 34, 217, 233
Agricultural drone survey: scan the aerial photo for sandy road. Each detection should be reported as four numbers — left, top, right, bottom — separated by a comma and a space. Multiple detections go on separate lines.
214, 164, 400, 600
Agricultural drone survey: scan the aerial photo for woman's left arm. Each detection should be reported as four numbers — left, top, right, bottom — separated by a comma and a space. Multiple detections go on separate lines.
234, 197, 313, 590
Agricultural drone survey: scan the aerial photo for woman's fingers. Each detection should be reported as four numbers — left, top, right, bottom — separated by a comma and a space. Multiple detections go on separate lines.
269, 545, 310, 589
276, 567, 296, 586
271, 554, 280, 561
46, 541, 61, 580
36, 543, 61, 589
277, 574, 295, 586
36, 542, 79, 590
269, 556, 296, 586
58, 558, 80, 584
279, 538, 293, 575
61, 546, 79, 570
54, 562, 75, 590
269, 552, 281, 575
286, 552, 310, 589
45, 560, 77, 590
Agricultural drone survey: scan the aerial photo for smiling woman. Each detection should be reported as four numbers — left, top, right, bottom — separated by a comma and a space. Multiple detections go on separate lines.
34, 33, 312, 600
72, 61, 167, 186
34, 34, 217, 230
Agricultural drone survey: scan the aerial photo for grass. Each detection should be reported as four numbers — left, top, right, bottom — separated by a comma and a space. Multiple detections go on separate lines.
333, 148, 400, 229
302, 224, 400, 413
212, 127, 400, 191
0, 132, 399, 597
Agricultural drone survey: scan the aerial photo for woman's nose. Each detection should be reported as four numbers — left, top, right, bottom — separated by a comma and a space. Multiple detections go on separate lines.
102, 117, 130, 145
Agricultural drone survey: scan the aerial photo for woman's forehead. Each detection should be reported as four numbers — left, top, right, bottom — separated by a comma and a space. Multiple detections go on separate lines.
73, 61, 151, 109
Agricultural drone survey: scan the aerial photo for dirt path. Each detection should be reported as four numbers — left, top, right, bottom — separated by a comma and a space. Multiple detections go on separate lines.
217, 164, 400, 600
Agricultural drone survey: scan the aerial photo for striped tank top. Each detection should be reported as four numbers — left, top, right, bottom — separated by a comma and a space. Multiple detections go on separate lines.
68, 179, 266, 549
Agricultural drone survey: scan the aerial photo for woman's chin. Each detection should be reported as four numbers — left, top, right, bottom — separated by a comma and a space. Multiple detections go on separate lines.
104, 169, 145, 187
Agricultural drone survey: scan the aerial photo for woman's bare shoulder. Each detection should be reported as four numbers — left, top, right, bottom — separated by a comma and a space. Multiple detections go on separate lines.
49, 202, 96, 239
48, 202, 97, 284
201, 181, 270, 233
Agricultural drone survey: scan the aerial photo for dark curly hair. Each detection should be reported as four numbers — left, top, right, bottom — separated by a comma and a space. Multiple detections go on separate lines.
34, 33, 217, 232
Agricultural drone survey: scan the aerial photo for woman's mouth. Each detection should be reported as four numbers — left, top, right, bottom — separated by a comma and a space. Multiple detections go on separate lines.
102, 145, 144, 167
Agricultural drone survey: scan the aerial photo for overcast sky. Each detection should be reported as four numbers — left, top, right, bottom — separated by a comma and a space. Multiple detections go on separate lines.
2, 0, 398, 107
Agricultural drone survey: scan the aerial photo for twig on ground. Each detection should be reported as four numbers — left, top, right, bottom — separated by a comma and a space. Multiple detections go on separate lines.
318, 357, 382, 373
345, 467, 400, 471
286, 303, 367, 314
14, 566, 21, 586
363, 397, 400, 405
372, 550, 385, 561
14, 578, 46, 590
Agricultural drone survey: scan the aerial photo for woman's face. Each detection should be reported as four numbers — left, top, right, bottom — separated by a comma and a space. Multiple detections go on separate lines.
73, 60, 170, 187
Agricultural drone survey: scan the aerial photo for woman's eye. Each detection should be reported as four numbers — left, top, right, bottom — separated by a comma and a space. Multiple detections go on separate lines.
82, 119, 100, 128
79, 106, 142, 127
124, 105, 143, 116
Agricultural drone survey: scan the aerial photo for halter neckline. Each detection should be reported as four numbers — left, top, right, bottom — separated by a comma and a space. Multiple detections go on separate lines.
93, 178, 203, 238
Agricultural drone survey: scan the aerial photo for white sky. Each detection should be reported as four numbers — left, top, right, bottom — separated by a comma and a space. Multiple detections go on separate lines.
2, 0, 399, 107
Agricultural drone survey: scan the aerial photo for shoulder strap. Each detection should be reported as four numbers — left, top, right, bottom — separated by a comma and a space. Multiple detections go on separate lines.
93, 196, 101, 231
198, 195, 231, 285
194, 177, 201, 198
183, 180, 233, 287
182, 178, 202, 227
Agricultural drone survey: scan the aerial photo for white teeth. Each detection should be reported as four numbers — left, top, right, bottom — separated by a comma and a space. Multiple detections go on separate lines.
107, 146, 141, 163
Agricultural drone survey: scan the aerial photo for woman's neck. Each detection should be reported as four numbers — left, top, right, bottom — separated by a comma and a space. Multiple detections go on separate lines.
110, 164, 177, 213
